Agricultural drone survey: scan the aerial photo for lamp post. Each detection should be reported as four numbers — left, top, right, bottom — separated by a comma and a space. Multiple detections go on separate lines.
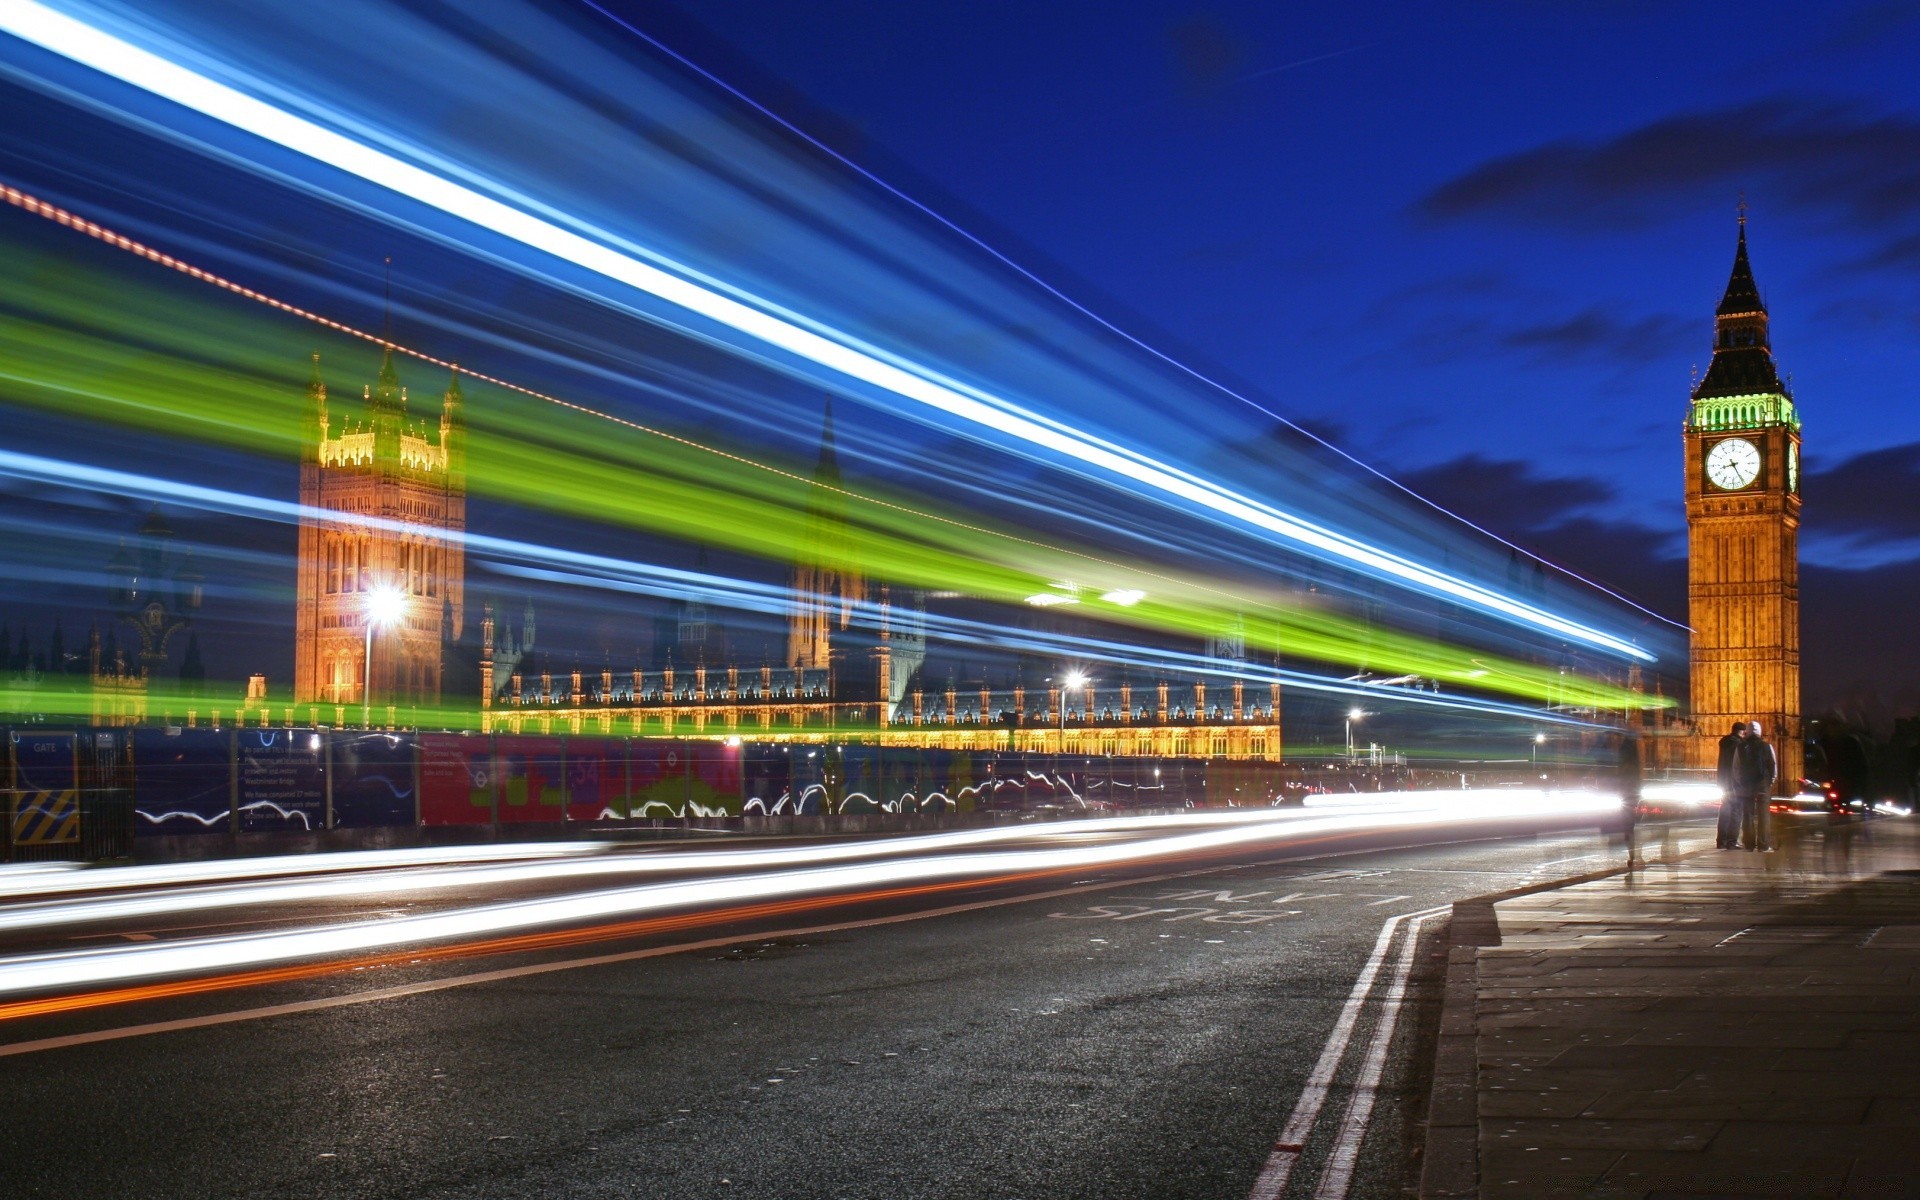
1346, 707, 1364, 761
363, 587, 406, 727
1532, 731, 1546, 768
1059, 671, 1088, 744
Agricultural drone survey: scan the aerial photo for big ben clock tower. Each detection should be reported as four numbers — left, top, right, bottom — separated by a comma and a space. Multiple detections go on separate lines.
1685, 212, 1802, 787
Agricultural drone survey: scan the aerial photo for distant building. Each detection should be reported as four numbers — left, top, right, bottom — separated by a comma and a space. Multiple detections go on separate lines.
278, 346, 1279, 756
1683, 213, 1802, 786
481, 402, 1280, 760
292, 349, 466, 709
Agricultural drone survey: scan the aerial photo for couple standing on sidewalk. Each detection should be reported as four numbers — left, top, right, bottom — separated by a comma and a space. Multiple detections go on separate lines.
1714, 720, 1778, 851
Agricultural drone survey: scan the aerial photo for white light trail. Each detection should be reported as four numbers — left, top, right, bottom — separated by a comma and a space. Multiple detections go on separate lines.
0, 802, 1420, 929
0, 841, 614, 902
0, 1, 1652, 662
0, 793, 1619, 997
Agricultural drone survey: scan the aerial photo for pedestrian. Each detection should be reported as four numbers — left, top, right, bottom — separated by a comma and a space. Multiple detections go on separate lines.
1617, 732, 1644, 866
1735, 720, 1779, 852
1715, 720, 1747, 849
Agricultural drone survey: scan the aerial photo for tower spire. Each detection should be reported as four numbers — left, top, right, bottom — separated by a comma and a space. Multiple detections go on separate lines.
1716, 214, 1763, 318
1693, 211, 1781, 402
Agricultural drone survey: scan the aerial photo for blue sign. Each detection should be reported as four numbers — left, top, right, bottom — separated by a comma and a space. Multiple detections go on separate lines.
133, 728, 231, 834
237, 728, 325, 832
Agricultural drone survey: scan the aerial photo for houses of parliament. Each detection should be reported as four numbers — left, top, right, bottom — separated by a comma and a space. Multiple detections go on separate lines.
285, 349, 1284, 761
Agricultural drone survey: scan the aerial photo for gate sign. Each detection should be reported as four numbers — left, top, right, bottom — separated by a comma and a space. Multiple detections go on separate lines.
237, 729, 325, 832
133, 728, 231, 834
10, 732, 78, 846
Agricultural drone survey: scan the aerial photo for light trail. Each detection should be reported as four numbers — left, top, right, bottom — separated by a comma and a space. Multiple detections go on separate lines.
0, 841, 618, 901
0, 869, 1074, 1026
0, 1, 1654, 662
0, 244, 1658, 711
579, 2, 1687, 633
0, 446, 1650, 715
0, 801, 1426, 932
0, 792, 1620, 998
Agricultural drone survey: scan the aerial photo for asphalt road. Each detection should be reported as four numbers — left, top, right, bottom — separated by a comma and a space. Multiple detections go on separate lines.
0, 810, 1708, 1200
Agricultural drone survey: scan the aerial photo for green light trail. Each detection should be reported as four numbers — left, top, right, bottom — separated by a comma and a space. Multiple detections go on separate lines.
0, 243, 1664, 713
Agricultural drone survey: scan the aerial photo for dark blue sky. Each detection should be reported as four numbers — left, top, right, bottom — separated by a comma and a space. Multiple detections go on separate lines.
647, 0, 1920, 715
0, 1, 1911, 720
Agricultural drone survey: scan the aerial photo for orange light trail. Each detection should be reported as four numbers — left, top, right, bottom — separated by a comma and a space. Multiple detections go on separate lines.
0, 831, 1363, 1027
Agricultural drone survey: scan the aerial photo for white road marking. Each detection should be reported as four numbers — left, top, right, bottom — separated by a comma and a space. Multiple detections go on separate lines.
1244, 905, 1445, 1200
1312, 910, 1443, 1199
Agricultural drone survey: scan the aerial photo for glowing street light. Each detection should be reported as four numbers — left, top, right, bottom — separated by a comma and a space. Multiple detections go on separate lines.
363, 587, 406, 727
1346, 707, 1366, 760
1060, 671, 1089, 736
1532, 730, 1547, 766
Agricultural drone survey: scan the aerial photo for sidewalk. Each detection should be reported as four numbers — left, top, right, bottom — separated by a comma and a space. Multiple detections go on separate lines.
1421, 814, 1920, 1199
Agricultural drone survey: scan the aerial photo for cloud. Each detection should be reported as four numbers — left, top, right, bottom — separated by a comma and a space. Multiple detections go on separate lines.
1167, 15, 1246, 94
1357, 274, 1694, 371
1416, 97, 1920, 258
1801, 441, 1920, 567
1400, 454, 1612, 532
1399, 454, 1685, 614
1815, 1, 1920, 52
1499, 309, 1694, 365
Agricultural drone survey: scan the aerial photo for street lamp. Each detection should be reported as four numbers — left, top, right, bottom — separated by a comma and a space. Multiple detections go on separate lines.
1532, 731, 1546, 767
1060, 671, 1088, 738
363, 586, 406, 727
1346, 707, 1364, 760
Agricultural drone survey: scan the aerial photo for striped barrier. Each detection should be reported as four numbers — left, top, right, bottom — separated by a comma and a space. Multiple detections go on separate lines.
10, 789, 79, 845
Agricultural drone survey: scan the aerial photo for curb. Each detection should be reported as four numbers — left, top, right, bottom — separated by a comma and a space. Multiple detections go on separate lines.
1415, 846, 1713, 1199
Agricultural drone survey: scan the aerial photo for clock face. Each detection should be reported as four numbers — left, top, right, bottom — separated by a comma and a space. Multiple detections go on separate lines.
1705, 437, 1762, 491
1788, 443, 1799, 494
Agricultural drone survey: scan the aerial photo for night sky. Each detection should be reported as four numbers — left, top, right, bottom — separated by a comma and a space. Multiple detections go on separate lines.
631, 0, 1920, 720
0, 1, 1913, 728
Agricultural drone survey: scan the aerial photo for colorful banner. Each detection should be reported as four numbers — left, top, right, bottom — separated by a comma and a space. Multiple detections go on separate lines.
563, 738, 623, 821
493, 735, 564, 824
419, 734, 496, 826
236, 728, 326, 832
629, 738, 690, 818
331, 731, 416, 827
687, 740, 742, 817
132, 727, 231, 834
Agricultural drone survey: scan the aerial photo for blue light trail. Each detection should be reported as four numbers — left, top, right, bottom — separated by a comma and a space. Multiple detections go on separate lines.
0, 0, 1654, 663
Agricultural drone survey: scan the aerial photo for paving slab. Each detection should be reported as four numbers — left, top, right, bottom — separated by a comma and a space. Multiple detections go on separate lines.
1419, 814, 1920, 1199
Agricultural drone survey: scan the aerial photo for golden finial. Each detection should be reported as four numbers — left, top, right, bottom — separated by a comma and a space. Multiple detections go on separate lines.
1737, 192, 1747, 226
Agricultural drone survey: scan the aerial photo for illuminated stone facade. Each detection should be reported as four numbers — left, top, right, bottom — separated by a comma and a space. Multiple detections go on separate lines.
1684, 218, 1802, 787
481, 664, 1283, 760
478, 404, 1279, 760
292, 349, 466, 708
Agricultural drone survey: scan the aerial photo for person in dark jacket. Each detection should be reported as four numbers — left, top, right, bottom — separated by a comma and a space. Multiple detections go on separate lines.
1617, 732, 1644, 865
1715, 721, 1747, 849
1735, 720, 1779, 852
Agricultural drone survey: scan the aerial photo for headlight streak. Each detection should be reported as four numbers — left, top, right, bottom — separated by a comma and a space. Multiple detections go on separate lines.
0, 1, 1652, 662
573, 0, 1689, 636
0, 802, 1423, 931
0, 792, 1622, 998
0, 841, 617, 902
